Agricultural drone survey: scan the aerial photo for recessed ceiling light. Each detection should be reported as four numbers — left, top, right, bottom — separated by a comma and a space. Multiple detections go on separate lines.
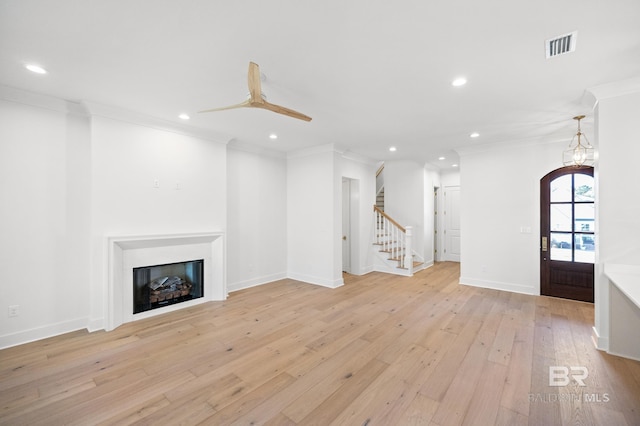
269, 133, 278, 140
178, 113, 190, 120
438, 156, 446, 160
25, 64, 47, 74
389, 146, 397, 152
470, 132, 480, 138
451, 77, 467, 87
452, 164, 459, 168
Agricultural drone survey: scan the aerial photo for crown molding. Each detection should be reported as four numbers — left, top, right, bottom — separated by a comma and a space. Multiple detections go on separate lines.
454, 134, 567, 157
286, 143, 377, 166
0, 84, 87, 115
227, 139, 286, 159
340, 149, 378, 166
286, 143, 340, 159
83, 102, 232, 145
586, 76, 640, 104
0, 85, 233, 144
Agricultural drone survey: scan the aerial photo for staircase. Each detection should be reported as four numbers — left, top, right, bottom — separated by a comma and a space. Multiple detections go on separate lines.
372, 206, 425, 276
376, 187, 385, 211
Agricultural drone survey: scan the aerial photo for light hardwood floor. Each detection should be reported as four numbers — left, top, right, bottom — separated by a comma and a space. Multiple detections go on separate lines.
1, 262, 639, 425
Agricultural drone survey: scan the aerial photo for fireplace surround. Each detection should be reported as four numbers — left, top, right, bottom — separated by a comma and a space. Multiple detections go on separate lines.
107, 232, 225, 330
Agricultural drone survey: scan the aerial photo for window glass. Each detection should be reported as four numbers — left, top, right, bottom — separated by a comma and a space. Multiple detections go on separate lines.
551, 175, 572, 202
574, 203, 595, 232
574, 234, 595, 263
550, 233, 573, 261
574, 174, 595, 202
550, 204, 572, 232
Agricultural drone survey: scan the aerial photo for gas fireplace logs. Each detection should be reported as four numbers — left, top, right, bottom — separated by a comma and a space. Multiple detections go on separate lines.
148, 276, 192, 303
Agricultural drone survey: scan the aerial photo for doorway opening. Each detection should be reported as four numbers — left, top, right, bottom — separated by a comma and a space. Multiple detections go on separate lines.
342, 177, 359, 274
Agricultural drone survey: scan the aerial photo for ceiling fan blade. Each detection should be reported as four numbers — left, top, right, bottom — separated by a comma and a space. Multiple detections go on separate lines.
199, 62, 311, 121
248, 62, 263, 104
257, 101, 312, 122
198, 99, 251, 113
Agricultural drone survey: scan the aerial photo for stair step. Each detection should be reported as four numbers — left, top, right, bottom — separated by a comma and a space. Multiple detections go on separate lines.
398, 261, 424, 270
383, 248, 405, 254
375, 242, 399, 247
388, 254, 408, 259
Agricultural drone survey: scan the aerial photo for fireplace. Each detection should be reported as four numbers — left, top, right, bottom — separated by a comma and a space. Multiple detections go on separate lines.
106, 232, 226, 331
133, 259, 204, 314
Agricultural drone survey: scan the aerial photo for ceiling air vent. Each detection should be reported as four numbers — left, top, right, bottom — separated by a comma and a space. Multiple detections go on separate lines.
546, 31, 577, 58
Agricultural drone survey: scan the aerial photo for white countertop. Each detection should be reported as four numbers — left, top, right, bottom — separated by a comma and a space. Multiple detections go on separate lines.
604, 263, 640, 309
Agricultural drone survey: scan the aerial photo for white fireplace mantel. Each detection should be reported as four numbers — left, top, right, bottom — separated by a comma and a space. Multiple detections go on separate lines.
106, 232, 225, 331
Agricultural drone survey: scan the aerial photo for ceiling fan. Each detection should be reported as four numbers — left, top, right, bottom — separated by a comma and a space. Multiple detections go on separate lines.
199, 62, 312, 122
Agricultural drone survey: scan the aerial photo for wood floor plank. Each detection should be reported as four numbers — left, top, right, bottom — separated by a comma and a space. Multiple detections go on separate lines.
328, 342, 432, 425
495, 407, 529, 426
296, 358, 389, 425
419, 318, 483, 401
462, 360, 509, 426
430, 327, 494, 425
500, 324, 534, 417
1, 262, 639, 425
487, 313, 518, 366
96, 394, 171, 426
198, 372, 296, 425
397, 392, 439, 425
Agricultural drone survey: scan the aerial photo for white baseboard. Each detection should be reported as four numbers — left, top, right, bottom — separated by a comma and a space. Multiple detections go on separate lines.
227, 272, 288, 293
415, 261, 434, 272
591, 326, 608, 351
287, 272, 344, 289
0, 317, 89, 350
459, 276, 536, 296
605, 348, 640, 362
345, 265, 374, 276
87, 317, 105, 333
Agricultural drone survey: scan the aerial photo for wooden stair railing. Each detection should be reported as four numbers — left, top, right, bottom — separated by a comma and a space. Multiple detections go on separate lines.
373, 205, 413, 273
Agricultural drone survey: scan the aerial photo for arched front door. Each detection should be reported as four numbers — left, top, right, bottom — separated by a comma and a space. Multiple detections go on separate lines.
540, 166, 594, 302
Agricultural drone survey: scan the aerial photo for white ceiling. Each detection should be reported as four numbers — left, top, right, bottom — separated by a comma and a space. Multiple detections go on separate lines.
1, 0, 639, 169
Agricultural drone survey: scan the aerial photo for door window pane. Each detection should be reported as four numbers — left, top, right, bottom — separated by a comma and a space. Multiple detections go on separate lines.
575, 234, 595, 263
575, 203, 595, 232
551, 175, 572, 202
574, 174, 595, 202
550, 233, 573, 261
551, 204, 572, 232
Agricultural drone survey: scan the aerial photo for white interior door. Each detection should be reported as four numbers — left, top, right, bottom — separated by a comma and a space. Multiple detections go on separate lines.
444, 186, 461, 262
434, 187, 439, 261
342, 178, 351, 273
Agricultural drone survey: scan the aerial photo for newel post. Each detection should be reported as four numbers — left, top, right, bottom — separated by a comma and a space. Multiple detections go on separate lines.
405, 226, 413, 276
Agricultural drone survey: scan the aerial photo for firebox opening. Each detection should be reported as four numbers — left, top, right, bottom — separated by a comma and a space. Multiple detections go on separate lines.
133, 259, 204, 314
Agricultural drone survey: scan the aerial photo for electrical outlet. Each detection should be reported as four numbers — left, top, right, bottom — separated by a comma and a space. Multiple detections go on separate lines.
153, 179, 160, 188
8, 305, 19, 317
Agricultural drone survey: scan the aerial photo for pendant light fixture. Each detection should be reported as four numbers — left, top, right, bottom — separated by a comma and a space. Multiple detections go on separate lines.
563, 115, 594, 167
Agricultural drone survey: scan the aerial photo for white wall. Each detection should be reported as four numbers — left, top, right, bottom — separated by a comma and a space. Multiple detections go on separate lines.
440, 170, 460, 187
89, 114, 227, 329
0, 94, 91, 347
590, 82, 640, 351
384, 161, 426, 259
227, 146, 287, 291
459, 140, 566, 295
287, 145, 343, 288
